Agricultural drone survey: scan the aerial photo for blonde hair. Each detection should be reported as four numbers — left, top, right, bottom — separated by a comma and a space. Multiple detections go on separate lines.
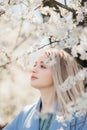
43, 49, 84, 114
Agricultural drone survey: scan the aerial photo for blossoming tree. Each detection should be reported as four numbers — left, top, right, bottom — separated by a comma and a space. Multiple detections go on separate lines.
0, 0, 87, 129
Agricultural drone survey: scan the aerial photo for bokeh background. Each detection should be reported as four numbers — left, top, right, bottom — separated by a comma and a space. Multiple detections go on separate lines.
0, 0, 87, 129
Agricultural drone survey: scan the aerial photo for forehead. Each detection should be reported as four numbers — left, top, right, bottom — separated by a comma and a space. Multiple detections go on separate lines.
35, 54, 47, 64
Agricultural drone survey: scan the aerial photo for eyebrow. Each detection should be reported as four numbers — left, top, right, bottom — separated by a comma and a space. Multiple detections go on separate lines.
35, 61, 44, 64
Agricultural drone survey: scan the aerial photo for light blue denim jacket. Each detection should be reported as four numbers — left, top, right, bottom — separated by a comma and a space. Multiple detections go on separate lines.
2, 98, 87, 130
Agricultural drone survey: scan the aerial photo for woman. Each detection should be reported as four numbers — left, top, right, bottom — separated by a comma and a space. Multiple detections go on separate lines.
3, 49, 87, 130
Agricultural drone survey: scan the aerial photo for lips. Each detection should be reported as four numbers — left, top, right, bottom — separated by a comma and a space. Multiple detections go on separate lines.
31, 75, 38, 80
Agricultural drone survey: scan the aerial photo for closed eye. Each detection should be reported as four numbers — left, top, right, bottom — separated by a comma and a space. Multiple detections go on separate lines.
40, 65, 46, 69
33, 64, 46, 68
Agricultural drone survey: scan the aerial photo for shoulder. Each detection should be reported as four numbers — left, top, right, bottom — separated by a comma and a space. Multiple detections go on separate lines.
22, 103, 36, 113
70, 113, 87, 130
20, 103, 37, 119
2, 103, 36, 130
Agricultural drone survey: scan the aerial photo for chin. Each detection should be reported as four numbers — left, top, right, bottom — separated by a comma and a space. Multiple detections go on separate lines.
30, 82, 39, 88
31, 83, 44, 90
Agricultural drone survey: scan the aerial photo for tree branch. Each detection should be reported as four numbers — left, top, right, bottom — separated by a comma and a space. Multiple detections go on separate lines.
81, 0, 87, 6
0, 9, 5, 16
11, 16, 24, 52
43, 0, 76, 14
0, 38, 58, 68
8, 0, 10, 4
64, 0, 67, 6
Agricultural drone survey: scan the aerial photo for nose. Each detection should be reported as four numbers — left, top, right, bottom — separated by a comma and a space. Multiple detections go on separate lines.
32, 70, 36, 73
32, 66, 37, 74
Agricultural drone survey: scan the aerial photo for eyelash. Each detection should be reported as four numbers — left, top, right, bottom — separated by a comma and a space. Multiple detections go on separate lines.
33, 64, 46, 69
40, 65, 46, 68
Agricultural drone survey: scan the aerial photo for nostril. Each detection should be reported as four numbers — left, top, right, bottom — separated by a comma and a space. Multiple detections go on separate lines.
32, 70, 36, 73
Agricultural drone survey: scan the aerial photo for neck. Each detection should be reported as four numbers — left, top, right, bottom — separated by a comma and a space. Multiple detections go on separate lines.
39, 86, 57, 113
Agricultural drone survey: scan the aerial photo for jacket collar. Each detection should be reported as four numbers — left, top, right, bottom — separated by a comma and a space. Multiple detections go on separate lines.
25, 98, 67, 130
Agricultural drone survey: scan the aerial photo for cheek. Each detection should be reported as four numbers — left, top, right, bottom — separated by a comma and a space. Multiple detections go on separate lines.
30, 70, 53, 88
40, 71, 53, 85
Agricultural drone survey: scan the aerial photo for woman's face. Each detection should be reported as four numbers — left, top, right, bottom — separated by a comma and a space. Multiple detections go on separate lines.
30, 54, 53, 89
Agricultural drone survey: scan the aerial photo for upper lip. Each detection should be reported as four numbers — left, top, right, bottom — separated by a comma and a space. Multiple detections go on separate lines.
31, 75, 38, 79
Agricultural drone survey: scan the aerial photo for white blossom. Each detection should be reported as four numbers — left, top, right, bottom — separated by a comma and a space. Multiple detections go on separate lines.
44, 54, 57, 67
34, 110, 52, 120
59, 68, 87, 92
0, 0, 87, 126
68, 0, 81, 9
76, 69, 87, 80
76, 7, 84, 23
40, 6, 52, 15
32, 9, 43, 24
56, 115, 65, 123
57, 127, 64, 130
59, 76, 76, 92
